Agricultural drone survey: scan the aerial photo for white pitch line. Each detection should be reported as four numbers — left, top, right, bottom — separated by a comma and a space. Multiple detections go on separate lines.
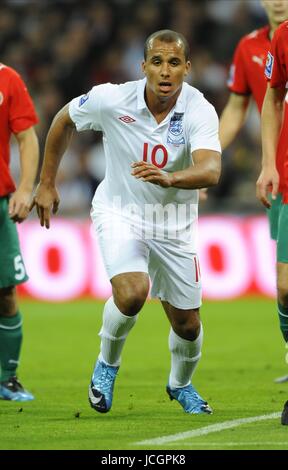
164, 441, 288, 448
135, 412, 281, 446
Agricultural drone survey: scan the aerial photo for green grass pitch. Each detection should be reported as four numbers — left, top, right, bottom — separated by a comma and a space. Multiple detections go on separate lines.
1, 298, 288, 450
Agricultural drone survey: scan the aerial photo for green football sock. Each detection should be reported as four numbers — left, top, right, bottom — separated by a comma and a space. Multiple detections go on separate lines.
0, 311, 23, 382
278, 303, 288, 343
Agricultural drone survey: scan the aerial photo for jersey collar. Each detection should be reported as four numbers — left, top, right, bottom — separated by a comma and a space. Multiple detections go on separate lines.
137, 78, 147, 110
137, 78, 185, 113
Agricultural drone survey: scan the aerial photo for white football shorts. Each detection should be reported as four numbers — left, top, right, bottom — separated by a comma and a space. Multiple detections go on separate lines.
91, 209, 202, 310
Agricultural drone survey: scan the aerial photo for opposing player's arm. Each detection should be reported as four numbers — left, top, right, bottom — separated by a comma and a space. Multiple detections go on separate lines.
256, 84, 285, 208
131, 149, 221, 189
9, 126, 39, 223
30, 104, 75, 228
219, 92, 250, 150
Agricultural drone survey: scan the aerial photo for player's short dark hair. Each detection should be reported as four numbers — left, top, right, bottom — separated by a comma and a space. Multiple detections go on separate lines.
144, 30, 190, 61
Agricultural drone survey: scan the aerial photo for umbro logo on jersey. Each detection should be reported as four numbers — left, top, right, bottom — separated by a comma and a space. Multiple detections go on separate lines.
118, 115, 136, 123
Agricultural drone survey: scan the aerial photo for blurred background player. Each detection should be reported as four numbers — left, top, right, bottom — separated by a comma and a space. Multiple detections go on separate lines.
219, 0, 288, 383
0, 63, 39, 401
31, 30, 221, 415
257, 18, 288, 425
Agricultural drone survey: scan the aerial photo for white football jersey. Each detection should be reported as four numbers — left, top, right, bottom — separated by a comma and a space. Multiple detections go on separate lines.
69, 78, 221, 246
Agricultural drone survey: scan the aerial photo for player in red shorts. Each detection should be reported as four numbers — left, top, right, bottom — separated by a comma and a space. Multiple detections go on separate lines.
220, 0, 288, 384
258, 18, 288, 425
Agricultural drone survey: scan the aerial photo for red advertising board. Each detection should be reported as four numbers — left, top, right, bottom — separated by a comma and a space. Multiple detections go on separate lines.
17, 216, 275, 301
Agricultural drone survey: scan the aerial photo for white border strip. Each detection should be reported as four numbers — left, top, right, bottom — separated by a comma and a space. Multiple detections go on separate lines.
135, 412, 281, 446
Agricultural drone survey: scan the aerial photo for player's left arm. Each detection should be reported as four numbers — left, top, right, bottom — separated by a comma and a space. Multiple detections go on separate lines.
9, 126, 39, 223
256, 84, 285, 208
131, 149, 221, 189
257, 26, 288, 208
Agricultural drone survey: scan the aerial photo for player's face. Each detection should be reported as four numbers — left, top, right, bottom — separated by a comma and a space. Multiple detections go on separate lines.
261, 0, 288, 26
142, 39, 191, 101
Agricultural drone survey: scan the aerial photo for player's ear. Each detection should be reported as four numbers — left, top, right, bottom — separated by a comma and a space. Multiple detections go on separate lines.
142, 61, 146, 75
184, 61, 191, 77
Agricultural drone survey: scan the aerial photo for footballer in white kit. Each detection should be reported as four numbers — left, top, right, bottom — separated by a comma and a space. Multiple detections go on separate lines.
69, 78, 220, 308
32, 30, 221, 416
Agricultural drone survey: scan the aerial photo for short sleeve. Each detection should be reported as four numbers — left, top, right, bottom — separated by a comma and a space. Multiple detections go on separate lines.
69, 83, 115, 132
265, 30, 287, 88
227, 39, 250, 95
9, 72, 38, 133
188, 102, 222, 154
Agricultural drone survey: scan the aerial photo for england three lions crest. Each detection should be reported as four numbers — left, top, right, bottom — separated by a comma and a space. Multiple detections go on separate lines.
167, 112, 185, 145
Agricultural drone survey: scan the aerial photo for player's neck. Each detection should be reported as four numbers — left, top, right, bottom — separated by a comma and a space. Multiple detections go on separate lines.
269, 21, 281, 39
145, 88, 180, 124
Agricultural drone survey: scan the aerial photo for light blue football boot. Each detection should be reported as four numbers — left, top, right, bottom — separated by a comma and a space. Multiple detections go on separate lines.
88, 360, 119, 413
166, 384, 212, 414
0, 376, 34, 402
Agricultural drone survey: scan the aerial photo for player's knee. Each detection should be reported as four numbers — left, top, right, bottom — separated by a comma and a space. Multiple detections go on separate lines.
177, 324, 200, 341
114, 283, 149, 316
0, 286, 17, 316
117, 293, 147, 316
173, 314, 201, 341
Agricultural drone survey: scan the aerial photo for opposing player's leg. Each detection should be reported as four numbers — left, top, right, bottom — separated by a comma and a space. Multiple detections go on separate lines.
277, 263, 288, 343
275, 262, 288, 385
266, 192, 282, 241
89, 211, 150, 412
277, 263, 288, 342
275, 203, 288, 385
281, 400, 288, 425
266, 194, 288, 383
275, 203, 288, 422
0, 286, 34, 402
0, 197, 33, 402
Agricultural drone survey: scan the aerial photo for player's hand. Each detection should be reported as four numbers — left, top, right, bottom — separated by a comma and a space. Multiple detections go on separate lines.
131, 161, 173, 188
9, 187, 32, 223
199, 188, 208, 203
29, 182, 60, 229
256, 167, 279, 209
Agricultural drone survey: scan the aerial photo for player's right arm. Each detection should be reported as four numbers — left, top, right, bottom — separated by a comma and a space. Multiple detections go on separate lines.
257, 84, 285, 208
31, 104, 75, 228
219, 93, 250, 150
220, 35, 251, 150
